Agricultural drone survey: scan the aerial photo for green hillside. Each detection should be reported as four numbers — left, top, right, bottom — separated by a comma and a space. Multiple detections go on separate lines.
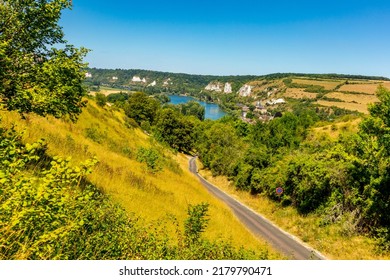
0, 98, 282, 259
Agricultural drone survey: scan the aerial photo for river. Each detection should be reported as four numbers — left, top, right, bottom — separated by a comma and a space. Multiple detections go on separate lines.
168, 95, 227, 120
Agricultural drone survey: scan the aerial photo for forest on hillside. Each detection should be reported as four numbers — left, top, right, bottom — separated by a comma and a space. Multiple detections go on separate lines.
84, 67, 390, 96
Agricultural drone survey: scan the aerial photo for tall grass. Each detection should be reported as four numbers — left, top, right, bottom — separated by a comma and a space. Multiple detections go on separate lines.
0, 99, 281, 259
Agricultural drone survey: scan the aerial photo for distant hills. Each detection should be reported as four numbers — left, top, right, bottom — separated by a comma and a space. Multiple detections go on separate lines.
84, 68, 390, 96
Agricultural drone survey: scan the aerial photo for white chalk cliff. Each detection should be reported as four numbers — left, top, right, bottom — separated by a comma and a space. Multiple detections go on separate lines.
238, 84, 252, 97
205, 82, 222, 92
224, 82, 232, 93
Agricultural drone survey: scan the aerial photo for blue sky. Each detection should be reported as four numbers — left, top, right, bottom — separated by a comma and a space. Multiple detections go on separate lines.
60, 0, 390, 77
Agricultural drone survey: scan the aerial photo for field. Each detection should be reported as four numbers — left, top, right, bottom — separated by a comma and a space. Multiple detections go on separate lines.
89, 86, 131, 96
325, 92, 378, 107
284, 88, 318, 99
316, 100, 369, 113
280, 77, 390, 114
0, 99, 281, 258
291, 78, 342, 90
338, 83, 383, 94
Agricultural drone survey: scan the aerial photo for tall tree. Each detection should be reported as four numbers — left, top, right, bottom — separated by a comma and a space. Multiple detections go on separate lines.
154, 108, 195, 152
0, 0, 88, 120
124, 92, 160, 125
354, 85, 390, 229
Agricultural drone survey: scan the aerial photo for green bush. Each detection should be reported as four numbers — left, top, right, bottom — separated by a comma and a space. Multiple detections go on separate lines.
136, 147, 162, 173
95, 93, 107, 107
0, 124, 266, 260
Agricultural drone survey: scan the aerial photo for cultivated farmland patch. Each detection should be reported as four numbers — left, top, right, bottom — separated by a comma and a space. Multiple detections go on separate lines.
292, 79, 343, 90
316, 100, 369, 113
325, 92, 378, 105
338, 83, 382, 95
284, 88, 317, 99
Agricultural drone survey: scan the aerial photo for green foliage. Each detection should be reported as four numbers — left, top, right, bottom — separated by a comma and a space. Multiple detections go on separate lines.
250, 112, 307, 150
154, 108, 195, 152
124, 92, 160, 125
0, 0, 88, 121
184, 203, 209, 245
85, 125, 106, 143
196, 121, 243, 176
349, 85, 390, 230
0, 124, 265, 260
107, 92, 129, 103
136, 147, 162, 173
178, 101, 205, 121
95, 93, 107, 107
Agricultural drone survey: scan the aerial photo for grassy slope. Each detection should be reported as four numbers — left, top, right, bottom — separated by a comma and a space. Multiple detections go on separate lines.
247, 76, 389, 114
197, 123, 390, 260
0, 98, 282, 259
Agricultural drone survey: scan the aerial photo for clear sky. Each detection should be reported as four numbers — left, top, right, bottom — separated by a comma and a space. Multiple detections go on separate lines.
60, 0, 390, 77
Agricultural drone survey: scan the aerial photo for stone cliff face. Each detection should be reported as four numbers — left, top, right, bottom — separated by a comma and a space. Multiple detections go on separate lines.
224, 82, 232, 93
205, 82, 222, 92
238, 84, 252, 97
163, 78, 172, 86
148, 80, 156, 87
132, 76, 144, 82
205, 82, 233, 93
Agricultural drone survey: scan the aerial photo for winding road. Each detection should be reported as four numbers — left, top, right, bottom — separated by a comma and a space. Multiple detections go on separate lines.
189, 157, 326, 260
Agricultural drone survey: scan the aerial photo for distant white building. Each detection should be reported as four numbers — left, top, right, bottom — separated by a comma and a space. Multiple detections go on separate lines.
85, 72, 92, 78
142, 78, 147, 83
238, 84, 252, 97
112, 76, 118, 80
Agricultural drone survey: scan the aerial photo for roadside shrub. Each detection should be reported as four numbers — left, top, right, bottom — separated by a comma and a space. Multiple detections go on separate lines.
0, 124, 266, 260
136, 147, 162, 173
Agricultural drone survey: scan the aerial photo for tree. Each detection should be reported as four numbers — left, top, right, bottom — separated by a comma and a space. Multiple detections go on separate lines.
124, 92, 160, 125
0, 0, 87, 121
179, 101, 205, 121
95, 92, 107, 107
154, 108, 195, 152
352, 85, 390, 229
196, 122, 243, 176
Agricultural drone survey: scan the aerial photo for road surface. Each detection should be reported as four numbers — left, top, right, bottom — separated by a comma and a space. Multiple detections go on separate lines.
189, 157, 326, 260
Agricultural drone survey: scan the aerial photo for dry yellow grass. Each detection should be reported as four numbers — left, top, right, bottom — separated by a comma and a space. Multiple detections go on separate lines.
292, 79, 343, 90
316, 100, 369, 113
90, 86, 131, 96
284, 88, 318, 99
248, 80, 284, 95
325, 92, 378, 107
0, 100, 281, 258
311, 118, 361, 139
198, 167, 390, 260
338, 83, 382, 94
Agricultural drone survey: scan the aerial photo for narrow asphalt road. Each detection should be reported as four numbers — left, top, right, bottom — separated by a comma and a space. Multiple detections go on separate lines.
189, 157, 326, 260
